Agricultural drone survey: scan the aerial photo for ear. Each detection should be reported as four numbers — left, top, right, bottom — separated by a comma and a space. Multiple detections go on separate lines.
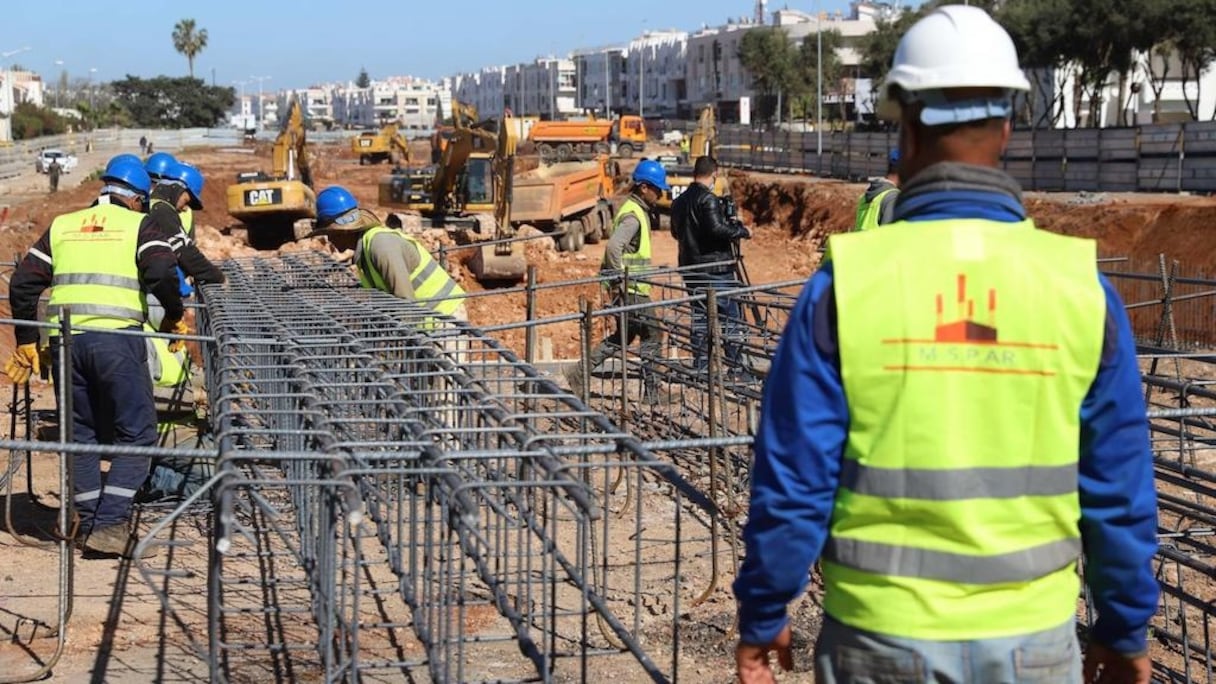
1000, 119, 1013, 153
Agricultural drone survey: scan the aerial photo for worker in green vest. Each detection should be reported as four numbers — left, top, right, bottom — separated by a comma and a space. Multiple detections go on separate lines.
733, 7, 1158, 684
853, 147, 900, 231
565, 159, 667, 401
6, 156, 185, 558
313, 186, 468, 324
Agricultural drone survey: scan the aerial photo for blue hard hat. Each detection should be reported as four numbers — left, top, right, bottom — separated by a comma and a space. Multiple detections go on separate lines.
631, 159, 669, 192
316, 186, 360, 227
102, 157, 152, 198
164, 161, 205, 210
110, 153, 142, 167
145, 152, 178, 180
888, 148, 901, 165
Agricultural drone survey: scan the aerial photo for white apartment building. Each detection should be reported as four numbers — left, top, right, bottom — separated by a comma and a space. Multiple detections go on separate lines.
623, 30, 688, 118
1024, 53, 1216, 129
452, 67, 506, 118
686, 19, 763, 121
0, 70, 46, 141
330, 77, 447, 130
572, 46, 626, 117
275, 86, 336, 128
502, 58, 578, 119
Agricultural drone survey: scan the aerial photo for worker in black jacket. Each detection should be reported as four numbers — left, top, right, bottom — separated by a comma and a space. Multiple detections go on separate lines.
147, 161, 225, 287
670, 155, 750, 372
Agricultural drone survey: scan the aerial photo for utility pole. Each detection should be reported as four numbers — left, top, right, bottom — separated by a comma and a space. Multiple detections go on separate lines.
604, 50, 610, 117
816, 2, 823, 156
638, 43, 644, 118
1, 47, 31, 142
54, 58, 64, 108
88, 67, 97, 112
250, 75, 271, 128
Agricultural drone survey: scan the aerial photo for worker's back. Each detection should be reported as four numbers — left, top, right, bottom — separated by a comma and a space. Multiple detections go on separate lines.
823, 217, 1106, 640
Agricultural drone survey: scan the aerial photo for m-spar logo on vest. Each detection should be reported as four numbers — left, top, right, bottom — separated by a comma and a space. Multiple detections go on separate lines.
882, 273, 1058, 376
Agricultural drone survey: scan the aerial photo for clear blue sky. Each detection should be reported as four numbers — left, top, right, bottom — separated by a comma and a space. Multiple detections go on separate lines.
1, 0, 914, 90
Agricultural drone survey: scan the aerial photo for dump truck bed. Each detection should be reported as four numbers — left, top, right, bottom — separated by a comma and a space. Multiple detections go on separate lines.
528, 120, 614, 144
510, 161, 607, 226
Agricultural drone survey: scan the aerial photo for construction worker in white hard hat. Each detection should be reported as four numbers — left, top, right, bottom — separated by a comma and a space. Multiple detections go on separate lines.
733, 6, 1158, 684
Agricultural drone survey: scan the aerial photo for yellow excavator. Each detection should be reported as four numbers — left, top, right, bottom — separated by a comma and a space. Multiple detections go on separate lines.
225, 96, 316, 249
351, 122, 412, 165
379, 100, 526, 282
656, 105, 729, 214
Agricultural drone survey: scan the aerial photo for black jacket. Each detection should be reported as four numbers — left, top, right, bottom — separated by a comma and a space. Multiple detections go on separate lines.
670, 181, 742, 272
148, 200, 226, 285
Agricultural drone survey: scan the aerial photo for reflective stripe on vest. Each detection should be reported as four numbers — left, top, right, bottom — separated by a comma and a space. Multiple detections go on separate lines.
824, 217, 1105, 641
357, 225, 466, 318
854, 187, 896, 232
48, 203, 147, 334
603, 198, 653, 296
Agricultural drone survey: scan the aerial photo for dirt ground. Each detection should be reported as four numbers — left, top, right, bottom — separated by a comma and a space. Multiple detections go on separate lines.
2, 141, 1215, 681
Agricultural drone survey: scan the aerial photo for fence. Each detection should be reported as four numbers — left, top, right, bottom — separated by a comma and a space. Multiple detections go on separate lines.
716, 120, 1216, 194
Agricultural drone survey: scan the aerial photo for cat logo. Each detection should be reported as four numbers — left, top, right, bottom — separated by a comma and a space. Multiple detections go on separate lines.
245, 188, 281, 207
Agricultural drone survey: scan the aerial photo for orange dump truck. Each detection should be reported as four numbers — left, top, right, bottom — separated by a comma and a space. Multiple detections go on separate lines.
510, 158, 621, 252
528, 115, 647, 162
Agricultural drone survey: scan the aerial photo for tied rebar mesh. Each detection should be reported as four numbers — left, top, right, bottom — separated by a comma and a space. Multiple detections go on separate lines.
137, 251, 724, 683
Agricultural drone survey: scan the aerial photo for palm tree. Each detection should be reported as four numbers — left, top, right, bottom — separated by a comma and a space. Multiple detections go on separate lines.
172, 18, 209, 78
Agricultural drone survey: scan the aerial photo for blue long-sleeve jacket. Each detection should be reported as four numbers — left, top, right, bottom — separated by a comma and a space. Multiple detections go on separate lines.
733, 171, 1160, 656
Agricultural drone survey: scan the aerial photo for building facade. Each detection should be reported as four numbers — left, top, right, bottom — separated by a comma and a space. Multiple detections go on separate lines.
572, 47, 626, 117
501, 58, 578, 119
623, 30, 688, 118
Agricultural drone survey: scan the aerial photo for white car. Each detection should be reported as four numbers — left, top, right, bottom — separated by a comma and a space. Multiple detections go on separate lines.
35, 149, 78, 174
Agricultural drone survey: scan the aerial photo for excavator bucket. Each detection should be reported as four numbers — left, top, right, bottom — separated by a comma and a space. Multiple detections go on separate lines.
468, 241, 526, 283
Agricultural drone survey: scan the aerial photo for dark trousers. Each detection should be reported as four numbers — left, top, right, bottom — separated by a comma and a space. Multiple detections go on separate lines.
588, 292, 663, 388
51, 330, 156, 531
684, 269, 744, 370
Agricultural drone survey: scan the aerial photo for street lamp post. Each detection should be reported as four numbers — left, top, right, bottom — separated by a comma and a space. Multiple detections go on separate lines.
250, 75, 271, 128
88, 67, 97, 121
815, 3, 823, 156
54, 58, 64, 108
2, 46, 32, 141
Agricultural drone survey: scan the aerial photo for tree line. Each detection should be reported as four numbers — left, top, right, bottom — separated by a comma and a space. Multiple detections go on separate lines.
741, 0, 1216, 128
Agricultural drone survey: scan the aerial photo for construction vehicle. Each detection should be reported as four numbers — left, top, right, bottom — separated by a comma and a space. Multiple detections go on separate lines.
225, 97, 316, 249
510, 157, 620, 253
350, 122, 412, 165
528, 114, 647, 163
379, 100, 527, 282
656, 106, 728, 214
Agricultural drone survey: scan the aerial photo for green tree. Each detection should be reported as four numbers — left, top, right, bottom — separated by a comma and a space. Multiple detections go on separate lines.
793, 29, 844, 124
11, 102, 68, 139
111, 75, 234, 127
1171, 0, 1216, 119
738, 28, 800, 122
356, 67, 371, 88
172, 18, 209, 78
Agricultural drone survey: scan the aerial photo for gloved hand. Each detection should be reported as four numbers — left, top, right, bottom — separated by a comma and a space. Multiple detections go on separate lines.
733, 225, 752, 240
161, 319, 190, 353
4, 343, 40, 384
150, 183, 187, 209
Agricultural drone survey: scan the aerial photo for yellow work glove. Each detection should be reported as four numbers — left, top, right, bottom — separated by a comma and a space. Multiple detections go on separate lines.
163, 319, 190, 353
4, 343, 40, 385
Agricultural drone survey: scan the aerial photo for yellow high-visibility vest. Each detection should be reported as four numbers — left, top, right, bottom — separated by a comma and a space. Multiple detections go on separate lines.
603, 198, 653, 297
47, 203, 147, 334
824, 217, 1105, 640
358, 226, 465, 318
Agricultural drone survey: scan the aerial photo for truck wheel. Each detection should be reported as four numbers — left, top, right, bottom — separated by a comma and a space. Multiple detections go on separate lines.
617, 143, 635, 158
359, 154, 369, 165
538, 144, 556, 164
558, 221, 580, 252
584, 211, 602, 244
599, 205, 614, 240
556, 144, 574, 162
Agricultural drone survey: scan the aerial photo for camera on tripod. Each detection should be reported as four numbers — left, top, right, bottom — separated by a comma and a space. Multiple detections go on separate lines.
718, 195, 750, 239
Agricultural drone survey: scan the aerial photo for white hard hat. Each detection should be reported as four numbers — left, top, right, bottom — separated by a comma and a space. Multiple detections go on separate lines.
877, 5, 1030, 124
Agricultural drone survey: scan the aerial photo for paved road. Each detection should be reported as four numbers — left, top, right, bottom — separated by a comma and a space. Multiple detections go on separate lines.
0, 150, 118, 207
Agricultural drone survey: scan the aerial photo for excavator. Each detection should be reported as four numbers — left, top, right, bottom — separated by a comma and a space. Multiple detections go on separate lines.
225, 96, 316, 249
350, 122, 412, 165
379, 99, 527, 283
656, 105, 729, 215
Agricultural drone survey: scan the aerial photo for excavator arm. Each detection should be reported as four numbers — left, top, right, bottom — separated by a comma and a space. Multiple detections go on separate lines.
271, 97, 313, 187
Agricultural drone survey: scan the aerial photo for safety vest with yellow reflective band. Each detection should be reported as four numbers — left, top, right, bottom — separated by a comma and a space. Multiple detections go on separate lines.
357, 226, 465, 318
181, 206, 195, 240
823, 218, 1105, 641
853, 187, 897, 232
602, 198, 653, 297
48, 203, 147, 335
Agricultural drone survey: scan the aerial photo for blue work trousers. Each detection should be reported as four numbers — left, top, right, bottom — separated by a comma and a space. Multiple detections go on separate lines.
51, 329, 157, 531
813, 614, 1082, 684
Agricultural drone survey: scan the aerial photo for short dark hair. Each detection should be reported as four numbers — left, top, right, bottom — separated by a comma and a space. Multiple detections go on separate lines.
693, 156, 718, 178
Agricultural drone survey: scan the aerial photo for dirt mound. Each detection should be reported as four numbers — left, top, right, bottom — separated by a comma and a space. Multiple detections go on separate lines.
1028, 198, 1216, 272
728, 171, 856, 248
